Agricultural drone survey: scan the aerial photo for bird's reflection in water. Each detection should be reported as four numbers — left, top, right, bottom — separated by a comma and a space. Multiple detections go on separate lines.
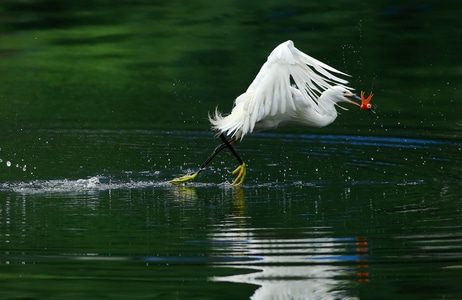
169, 186, 370, 298
210, 226, 369, 299
170, 186, 199, 202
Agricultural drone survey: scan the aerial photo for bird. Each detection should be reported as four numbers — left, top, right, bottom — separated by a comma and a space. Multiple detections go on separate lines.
170, 40, 366, 186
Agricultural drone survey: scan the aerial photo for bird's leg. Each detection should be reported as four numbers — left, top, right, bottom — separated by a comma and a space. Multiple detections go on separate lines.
170, 142, 228, 184
170, 134, 246, 185
219, 134, 246, 186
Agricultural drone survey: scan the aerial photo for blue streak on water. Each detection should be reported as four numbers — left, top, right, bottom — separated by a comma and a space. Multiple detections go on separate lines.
142, 256, 261, 263
295, 134, 462, 149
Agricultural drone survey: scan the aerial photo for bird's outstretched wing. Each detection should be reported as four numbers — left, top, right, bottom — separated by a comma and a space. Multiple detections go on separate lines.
210, 40, 350, 140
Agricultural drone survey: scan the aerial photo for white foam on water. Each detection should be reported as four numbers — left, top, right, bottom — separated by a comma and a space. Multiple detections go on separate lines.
0, 174, 425, 195
0, 176, 172, 195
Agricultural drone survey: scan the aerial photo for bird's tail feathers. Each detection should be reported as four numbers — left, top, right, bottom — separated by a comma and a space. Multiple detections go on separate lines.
209, 104, 248, 141
208, 107, 224, 132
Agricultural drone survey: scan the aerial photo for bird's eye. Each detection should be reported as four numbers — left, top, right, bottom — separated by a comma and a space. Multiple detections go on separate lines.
366, 103, 372, 109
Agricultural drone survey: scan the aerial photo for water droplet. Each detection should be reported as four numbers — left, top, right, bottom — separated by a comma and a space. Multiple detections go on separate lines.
6, 161, 11, 167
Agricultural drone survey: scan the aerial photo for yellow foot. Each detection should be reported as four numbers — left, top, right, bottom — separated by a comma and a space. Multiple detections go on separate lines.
170, 171, 199, 185
231, 163, 246, 186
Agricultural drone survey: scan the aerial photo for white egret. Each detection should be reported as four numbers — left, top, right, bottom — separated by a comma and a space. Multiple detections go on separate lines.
171, 40, 371, 186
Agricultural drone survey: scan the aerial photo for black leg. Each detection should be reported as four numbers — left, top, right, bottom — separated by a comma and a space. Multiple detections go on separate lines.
170, 133, 246, 185
198, 133, 243, 170
199, 142, 228, 170
170, 139, 229, 184
219, 134, 244, 165
219, 134, 246, 185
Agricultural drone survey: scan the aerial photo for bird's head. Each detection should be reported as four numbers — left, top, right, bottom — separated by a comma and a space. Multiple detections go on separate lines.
324, 86, 375, 113
323, 86, 359, 105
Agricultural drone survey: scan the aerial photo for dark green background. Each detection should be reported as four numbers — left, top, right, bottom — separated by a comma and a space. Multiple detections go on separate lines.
0, 1, 461, 137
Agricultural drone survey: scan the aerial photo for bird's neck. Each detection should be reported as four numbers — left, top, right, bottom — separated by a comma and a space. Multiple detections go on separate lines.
319, 102, 338, 117
314, 107, 337, 127
314, 93, 339, 125
293, 102, 337, 128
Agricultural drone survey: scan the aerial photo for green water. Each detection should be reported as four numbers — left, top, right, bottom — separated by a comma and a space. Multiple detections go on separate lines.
1, 1, 462, 299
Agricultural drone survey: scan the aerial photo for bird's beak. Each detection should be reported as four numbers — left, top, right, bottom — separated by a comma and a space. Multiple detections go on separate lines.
343, 91, 361, 107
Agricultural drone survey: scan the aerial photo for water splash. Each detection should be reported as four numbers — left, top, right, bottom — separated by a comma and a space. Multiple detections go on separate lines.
0, 148, 29, 173
0, 176, 170, 195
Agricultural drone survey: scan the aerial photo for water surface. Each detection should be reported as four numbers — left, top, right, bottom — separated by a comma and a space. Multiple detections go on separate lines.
1, 130, 461, 299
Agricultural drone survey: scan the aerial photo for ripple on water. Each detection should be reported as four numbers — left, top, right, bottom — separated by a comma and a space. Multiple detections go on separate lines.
209, 226, 371, 299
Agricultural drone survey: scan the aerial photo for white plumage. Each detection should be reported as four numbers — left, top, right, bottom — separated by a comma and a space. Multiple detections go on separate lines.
209, 40, 356, 141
